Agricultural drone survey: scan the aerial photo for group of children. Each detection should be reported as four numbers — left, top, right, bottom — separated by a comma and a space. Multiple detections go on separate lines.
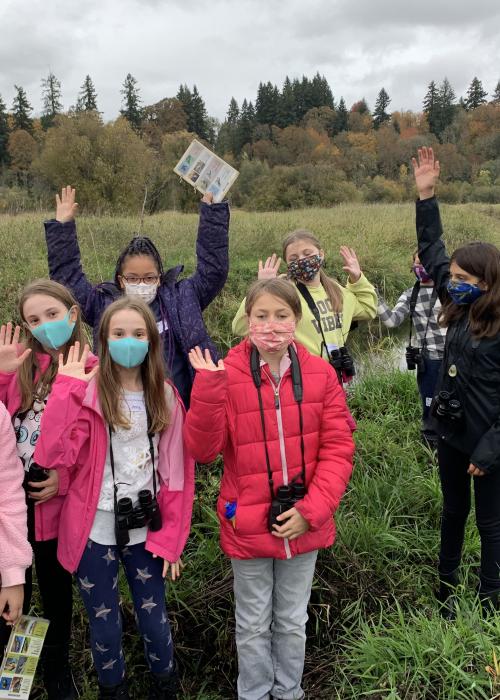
0, 147, 499, 700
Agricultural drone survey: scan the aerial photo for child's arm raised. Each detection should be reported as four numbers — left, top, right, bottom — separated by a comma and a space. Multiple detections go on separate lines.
377, 289, 411, 328
186, 193, 230, 311
44, 187, 98, 326
412, 148, 450, 298
183, 346, 228, 463
34, 343, 97, 471
0, 402, 31, 625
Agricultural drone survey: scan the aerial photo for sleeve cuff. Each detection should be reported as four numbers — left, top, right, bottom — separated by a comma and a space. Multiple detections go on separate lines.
1, 566, 27, 588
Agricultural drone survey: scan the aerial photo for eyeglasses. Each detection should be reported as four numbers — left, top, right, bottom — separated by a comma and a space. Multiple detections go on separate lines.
121, 275, 160, 285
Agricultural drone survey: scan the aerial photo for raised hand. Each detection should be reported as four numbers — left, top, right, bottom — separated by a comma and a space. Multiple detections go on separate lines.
340, 246, 361, 283
0, 323, 31, 374
188, 346, 225, 372
201, 191, 214, 205
55, 186, 79, 223
58, 342, 98, 382
411, 147, 440, 200
258, 254, 282, 280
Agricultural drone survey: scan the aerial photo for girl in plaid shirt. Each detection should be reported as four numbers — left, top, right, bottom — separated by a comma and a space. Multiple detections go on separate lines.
377, 252, 446, 447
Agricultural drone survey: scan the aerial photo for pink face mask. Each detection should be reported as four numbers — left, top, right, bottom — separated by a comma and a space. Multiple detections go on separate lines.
248, 321, 296, 353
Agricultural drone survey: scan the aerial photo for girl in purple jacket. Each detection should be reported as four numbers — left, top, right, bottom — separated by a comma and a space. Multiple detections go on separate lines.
35, 298, 194, 700
44, 186, 230, 408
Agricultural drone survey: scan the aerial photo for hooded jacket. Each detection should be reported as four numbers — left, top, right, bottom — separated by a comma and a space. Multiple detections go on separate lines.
417, 196, 500, 472
34, 375, 195, 573
0, 351, 98, 542
44, 201, 230, 407
183, 340, 355, 560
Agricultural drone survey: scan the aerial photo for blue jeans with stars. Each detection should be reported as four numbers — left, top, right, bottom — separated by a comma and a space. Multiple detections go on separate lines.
76, 539, 174, 687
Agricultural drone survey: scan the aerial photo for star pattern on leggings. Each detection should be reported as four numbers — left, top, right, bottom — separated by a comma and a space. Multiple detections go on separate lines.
160, 612, 168, 626
102, 658, 117, 671
102, 548, 116, 566
141, 596, 157, 614
94, 603, 112, 621
149, 652, 160, 663
79, 576, 95, 594
143, 635, 152, 644
95, 642, 109, 654
112, 575, 118, 590
135, 567, 153, 584
122, 547, 132, 557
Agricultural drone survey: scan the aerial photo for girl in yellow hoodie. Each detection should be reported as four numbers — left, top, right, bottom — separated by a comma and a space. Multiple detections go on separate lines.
232, 229, 377, 373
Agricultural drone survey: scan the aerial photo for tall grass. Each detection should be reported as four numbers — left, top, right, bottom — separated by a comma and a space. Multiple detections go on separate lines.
1, 203, 500, 699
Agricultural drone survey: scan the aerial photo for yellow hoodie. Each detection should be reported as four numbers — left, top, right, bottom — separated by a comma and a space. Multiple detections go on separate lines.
231, 274, 377, 359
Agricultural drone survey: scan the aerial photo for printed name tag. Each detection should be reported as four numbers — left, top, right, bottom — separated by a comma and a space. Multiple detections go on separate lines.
127, 399, 145, 413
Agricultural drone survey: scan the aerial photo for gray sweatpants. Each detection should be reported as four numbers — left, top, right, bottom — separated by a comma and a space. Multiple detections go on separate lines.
231, 550, 318, 700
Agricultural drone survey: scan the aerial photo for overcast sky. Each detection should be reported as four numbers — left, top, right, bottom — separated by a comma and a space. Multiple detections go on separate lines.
1, 0, 499, 122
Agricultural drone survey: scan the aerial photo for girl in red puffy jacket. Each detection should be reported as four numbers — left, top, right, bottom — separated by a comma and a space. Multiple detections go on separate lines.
184, 278, 355, 700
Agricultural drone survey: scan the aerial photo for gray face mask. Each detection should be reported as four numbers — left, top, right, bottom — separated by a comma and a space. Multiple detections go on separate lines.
123, 282, 158, 305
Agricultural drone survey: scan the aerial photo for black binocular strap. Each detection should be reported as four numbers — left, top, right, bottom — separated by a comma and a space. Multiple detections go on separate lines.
250, 346, 307, 494
296, 282, 332, 363
108, 416, 157, 514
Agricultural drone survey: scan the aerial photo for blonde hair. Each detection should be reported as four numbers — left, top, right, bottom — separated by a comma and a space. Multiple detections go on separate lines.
245, 278, 302, 319
97, 297, 170, 433
282, 229, 344, 313
18, 280, 86, 413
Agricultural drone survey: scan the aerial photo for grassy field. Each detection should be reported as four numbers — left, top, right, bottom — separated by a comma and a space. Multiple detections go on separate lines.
1, 202, 500, 699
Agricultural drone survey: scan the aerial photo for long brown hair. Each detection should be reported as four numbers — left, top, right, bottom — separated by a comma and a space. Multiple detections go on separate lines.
97, 297, 170, 433
18, 280, 86, 412
245, 278, 303, 319
282, 229, 344, 313
440, 241, 500, 338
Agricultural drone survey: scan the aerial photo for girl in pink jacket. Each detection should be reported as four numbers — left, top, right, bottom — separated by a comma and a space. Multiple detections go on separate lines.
0, 401, 32, 628
184, 278, 355, 700
0, 279, 95, 699
35, 297, 194, 700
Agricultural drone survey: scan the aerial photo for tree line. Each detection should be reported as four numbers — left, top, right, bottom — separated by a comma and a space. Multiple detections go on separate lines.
0, 72, 499, 213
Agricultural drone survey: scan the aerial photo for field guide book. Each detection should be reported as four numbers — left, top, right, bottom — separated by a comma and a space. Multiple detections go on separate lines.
174, 139, 239, 202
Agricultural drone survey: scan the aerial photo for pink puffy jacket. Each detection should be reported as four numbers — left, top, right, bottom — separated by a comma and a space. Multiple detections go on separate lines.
0, 401, 32, 587
0, 352, 98, 542
183, 340, 355, 560
34, 375, 195, 573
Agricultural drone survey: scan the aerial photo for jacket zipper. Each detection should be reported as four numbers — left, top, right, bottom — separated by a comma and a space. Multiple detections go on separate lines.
263, 369, 292, 559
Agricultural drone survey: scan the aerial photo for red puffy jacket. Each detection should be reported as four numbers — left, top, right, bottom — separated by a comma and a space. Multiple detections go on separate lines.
183, 340, 355, 560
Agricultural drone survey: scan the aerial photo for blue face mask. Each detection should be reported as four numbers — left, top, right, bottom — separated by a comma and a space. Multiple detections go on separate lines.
447, 280, 485, 305
108, 338, 149, 368
30, 311, 75, 350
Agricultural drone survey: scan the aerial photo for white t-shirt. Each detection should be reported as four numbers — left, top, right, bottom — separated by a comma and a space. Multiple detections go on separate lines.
14, 397, 47, 472
90, 390, 160, 546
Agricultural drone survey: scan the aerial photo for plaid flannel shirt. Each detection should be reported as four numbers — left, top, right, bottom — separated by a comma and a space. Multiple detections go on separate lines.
377, 285, 446, 360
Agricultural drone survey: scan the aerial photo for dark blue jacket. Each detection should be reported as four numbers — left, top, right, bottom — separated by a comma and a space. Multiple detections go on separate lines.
44, 202, 230, 407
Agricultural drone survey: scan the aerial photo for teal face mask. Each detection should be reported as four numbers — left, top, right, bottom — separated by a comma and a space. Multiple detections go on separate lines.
30, 311, 75, 350
108, 338, 149, 368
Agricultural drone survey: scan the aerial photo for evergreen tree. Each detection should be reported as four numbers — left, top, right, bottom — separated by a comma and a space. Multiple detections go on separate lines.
237, 99, 255, 153
225, 97, 240, 155
227, 97, 239, 125
373, 87, 391, 129
350, 98, 370, 114
0, 94, 9, 167
277, 76, 297, 128
310, 72, 334, 109
189, 85, 209, 139
437, 77, 456, 135
41, 72, 62, 129
120, 73, 142, 130
11, 86, 33, 133
423, 80, 440, 136
492, 80, 500, 105
465, 76, 488, 111
76, 75, 98, 112
176, 84, 192, 111
255, 82, 280, 125
334, 97, 349, 134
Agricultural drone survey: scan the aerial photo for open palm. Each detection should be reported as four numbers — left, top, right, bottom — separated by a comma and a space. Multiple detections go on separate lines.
411, 147, 440, 197
56, 186, 79, 223
58, 342, 98, 382
188, 346, 225, 372
0, 323, 31, 373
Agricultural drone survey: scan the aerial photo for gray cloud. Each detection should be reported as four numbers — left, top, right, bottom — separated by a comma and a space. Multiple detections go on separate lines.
0, 0, 498, 120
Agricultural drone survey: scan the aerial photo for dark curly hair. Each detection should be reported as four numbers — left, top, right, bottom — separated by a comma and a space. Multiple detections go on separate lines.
114, 236, 164, 286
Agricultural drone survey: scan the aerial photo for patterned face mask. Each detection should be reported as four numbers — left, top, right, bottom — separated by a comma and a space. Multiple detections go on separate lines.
287, 254, 324, 283
447, 280, 485, 305
248, 321, 296, 353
